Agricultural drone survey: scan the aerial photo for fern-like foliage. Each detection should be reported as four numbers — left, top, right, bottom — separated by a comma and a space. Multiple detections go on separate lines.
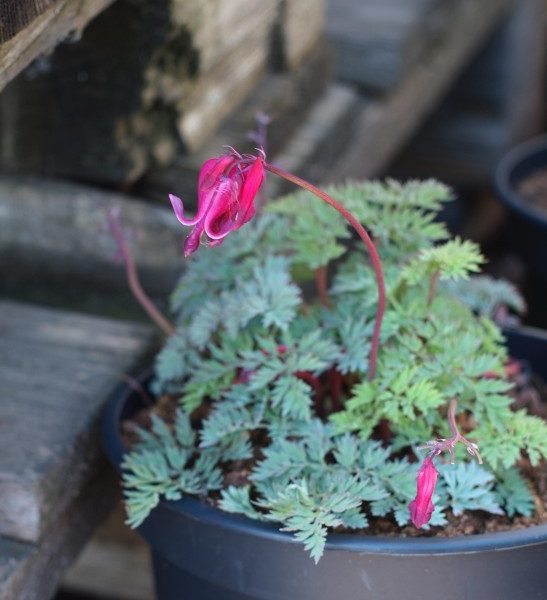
122, 411, 222, 527
494, 468, 535, 517
122, 180, 547, 561
442, 275, 526, 319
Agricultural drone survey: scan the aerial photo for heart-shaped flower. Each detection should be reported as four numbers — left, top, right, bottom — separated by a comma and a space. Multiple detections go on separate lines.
169, 150, 265, 256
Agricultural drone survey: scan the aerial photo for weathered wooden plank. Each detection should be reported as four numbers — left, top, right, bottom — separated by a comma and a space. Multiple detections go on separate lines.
0, 0, 114, 92
0, 301, 156, 542
0, 461, 118, 600
0, 0, 56, 43
326, 0, 451, 93
325, 0, 516, 182
0, 175, 183, 298
140, 44, 335, 202
276, 0, 326, 69
391, 0, 546, 186
268, 83, 360, 197
61, 507, 154, 600
0, 0, 279, 183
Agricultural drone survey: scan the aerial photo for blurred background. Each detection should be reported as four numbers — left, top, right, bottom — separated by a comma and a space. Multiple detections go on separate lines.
0, 1, 545, 598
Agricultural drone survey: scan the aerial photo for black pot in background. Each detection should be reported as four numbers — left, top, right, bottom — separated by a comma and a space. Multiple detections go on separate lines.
494, 135, 547, 328
102, 329, 547, 600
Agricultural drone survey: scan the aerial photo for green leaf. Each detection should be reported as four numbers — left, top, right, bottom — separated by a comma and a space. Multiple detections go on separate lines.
439, 462, 503, 516
495, 468, 535, 517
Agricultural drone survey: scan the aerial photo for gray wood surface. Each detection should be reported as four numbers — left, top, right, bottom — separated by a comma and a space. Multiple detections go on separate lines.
0, 0, 114, 92
0, 0, 57, 43
325, 0, 516, 182
0, 301, 156, 542
0, 175, 183, 299
62, 506, 154, 600
140, 44, 336, 202
389, 0, 546, 186
0, 461, 118, 600
326, 0, 451, 93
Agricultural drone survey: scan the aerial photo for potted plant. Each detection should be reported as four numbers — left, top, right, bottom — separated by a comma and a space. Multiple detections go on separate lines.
102, 149, 547, 600
494, 134, 547, 327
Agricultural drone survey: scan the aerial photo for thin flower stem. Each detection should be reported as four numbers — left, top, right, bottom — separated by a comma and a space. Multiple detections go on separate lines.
315, 266, 330, 307
427, 269, 440, 307
446, 398, 459, 438
419, 399, 483, 464
106, 209, 175, 336
264, 162, 386, 380
297, 370, 324, 418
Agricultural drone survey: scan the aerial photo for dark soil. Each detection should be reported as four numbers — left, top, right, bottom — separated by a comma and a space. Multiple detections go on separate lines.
517, 168, 547, 215
121, 361, 547, 539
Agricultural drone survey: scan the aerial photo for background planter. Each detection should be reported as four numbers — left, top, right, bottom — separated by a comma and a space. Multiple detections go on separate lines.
102, 329, 547, 600
494, 135, 547, 327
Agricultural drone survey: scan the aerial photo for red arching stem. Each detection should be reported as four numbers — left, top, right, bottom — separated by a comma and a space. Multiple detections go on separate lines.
327, 367, 342, 412
264, 162, 386, 380
296, 371, 325, 418
106, 210, 175, 336
315, 266, 330, 307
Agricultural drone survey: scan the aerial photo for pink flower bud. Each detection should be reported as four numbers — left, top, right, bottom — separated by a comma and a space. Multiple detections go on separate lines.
409, 456, 438, 528
169, 150, 265, 256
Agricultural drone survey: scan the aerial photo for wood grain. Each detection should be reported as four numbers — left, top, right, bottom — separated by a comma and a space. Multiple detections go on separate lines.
0, 301, 155, 542
0, 460, 119, 600
0, 0, 57, 42
0, 175, 183, 297
0, 0, 114, 92
325, 0, 516, 182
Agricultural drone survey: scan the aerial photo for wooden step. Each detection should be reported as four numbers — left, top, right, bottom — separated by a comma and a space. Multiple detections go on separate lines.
0, 301, 156, 542
0, 0, 114, 92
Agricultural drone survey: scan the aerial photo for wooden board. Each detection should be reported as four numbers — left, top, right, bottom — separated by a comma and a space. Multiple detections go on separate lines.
0, 461, 119, 600
326, 0, 451, 93
0, 1, 57, 43
391, 0, 546, 186
0, 301, 156, 542
139, 43, 335, 202
325, 0, 516, 182
276, 0, 326, 69
0, 0, 114, 92
0, 0, 278, 183
0, 175, 183, 301
61, 506, 154, 600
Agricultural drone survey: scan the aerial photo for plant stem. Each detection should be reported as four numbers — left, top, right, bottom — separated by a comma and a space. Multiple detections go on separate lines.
328, 367, 342, 412
446, 398, 459, 438
106, 209, 175, 336
264, 162, 386, 380
421, 399, 482, 464
315, 266, 330, 307
427, 269, 440, 307
296, 371, 325, 418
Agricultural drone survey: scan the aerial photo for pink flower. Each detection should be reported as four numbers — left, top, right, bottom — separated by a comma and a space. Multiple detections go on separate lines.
169, 150, 265, 256
409, 456, 438, 528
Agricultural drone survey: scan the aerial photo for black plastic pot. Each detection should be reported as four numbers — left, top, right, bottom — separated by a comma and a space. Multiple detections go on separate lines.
102, 329, 547, 600
494, 135, 547, 327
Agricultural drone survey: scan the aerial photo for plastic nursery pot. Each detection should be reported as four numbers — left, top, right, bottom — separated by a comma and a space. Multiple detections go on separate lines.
494, 135, 547, 326
102, 330, 547, 600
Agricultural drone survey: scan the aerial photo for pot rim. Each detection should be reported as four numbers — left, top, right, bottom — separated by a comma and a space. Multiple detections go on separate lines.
494, 133, 547, 227
102, 360, 547, 557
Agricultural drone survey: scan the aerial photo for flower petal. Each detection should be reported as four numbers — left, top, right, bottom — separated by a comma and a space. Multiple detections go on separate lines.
204, 179, 240, 240
238, 158, 264, 223
409, 456, 438, 528
183, 222, 205, 257
169, 194, 201, 226
170, 155, 237, 227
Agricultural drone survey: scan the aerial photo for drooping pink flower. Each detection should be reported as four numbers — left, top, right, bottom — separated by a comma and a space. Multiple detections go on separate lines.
169, 150, 265, 256
409, 456, 438, 528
